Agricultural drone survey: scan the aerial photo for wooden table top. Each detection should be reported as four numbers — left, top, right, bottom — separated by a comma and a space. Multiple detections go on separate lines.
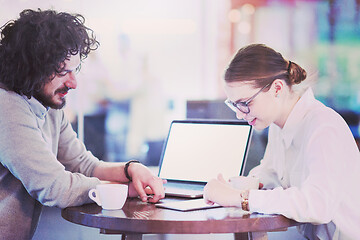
61, 197, 300, 235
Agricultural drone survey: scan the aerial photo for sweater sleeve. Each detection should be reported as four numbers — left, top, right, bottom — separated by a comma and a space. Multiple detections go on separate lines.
0, 93, 101, 208
55, 109, 102, 177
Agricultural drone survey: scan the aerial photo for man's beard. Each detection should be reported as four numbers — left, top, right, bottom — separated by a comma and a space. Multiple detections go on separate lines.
34, 86, 69, 109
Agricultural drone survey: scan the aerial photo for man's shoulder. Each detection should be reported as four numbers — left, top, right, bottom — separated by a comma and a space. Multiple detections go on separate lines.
0, 89, 36, 125
0, 89, 29, 109
0, 88, 27, 103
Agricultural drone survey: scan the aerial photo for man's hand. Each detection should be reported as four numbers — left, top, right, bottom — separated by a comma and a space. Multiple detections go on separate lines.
127, 163, 165, 203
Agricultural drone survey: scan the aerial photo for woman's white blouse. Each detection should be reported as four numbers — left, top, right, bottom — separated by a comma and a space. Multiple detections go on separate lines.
248, 88, 360, 240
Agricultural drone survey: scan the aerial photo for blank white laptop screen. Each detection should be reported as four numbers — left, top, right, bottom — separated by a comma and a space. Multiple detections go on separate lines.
158, 120, 252, 183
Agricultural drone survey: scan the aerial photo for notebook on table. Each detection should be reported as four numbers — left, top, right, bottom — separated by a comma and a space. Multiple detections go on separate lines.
155, 198, 221, 212
157, 119, 253, 199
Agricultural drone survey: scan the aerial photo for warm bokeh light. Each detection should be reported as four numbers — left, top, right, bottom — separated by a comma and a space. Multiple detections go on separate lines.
228, 8, 242, 23
237, 21, 251, 34
241, 3, 255, 15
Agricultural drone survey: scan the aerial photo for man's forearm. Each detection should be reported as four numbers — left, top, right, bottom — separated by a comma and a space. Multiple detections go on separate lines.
92, 162, 128, 183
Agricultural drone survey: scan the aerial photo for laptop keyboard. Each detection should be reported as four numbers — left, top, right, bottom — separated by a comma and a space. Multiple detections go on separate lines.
164, 182, 204, 191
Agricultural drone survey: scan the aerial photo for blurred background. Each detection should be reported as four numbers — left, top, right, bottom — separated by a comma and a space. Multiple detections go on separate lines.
1, 0, 359, 239
1, 0, 359, 168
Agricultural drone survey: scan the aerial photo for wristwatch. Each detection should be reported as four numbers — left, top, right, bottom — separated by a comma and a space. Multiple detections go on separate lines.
124, 160, 140, 182
240, 190, 250, 211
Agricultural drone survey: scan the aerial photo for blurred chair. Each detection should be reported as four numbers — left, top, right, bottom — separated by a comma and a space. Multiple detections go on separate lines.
186, 100, 237, 120
143, 140, 165, 166
71, 113, 106, 161
105, 100, 131, 162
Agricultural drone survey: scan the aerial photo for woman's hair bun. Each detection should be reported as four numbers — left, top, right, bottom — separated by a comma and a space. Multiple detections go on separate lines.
288, 61, 307, 85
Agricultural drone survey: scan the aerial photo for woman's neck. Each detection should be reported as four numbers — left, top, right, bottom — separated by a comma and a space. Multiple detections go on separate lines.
274, 92, 300, 129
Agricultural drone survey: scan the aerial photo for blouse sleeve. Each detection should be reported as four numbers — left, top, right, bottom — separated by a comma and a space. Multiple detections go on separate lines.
248, 121, 360, 224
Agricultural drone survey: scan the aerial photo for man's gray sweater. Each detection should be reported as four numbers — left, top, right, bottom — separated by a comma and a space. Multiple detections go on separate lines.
0, 89, 101, 239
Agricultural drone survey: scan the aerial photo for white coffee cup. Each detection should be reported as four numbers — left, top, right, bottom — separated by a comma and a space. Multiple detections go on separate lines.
229, 176, 260, 191
88, 184, 128, 210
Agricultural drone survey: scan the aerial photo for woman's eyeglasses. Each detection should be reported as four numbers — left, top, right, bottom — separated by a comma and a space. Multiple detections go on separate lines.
225, 83, 271, 114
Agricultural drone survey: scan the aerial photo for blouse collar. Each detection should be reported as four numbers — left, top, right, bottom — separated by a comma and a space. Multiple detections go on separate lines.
280, 87, 316, 149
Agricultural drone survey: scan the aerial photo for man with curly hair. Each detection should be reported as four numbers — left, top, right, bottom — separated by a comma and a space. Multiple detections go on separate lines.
0, 9, 165, 239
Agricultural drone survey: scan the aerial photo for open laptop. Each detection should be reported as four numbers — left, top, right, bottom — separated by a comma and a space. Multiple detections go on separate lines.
157, 119, 253, 198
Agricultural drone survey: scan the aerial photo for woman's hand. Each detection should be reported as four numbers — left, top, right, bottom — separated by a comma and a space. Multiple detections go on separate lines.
203, 174, 242, 207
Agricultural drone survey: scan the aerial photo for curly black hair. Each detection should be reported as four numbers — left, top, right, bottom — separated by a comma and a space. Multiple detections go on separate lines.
0, 9, 99, 98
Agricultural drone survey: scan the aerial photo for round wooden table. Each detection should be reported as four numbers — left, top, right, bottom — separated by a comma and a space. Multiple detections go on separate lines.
62, 197, 300, 240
